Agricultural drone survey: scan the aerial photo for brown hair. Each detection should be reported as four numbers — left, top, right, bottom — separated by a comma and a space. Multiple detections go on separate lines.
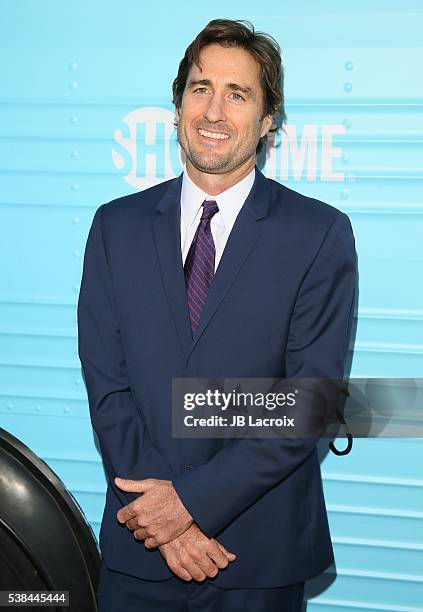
172, 18, 285, 152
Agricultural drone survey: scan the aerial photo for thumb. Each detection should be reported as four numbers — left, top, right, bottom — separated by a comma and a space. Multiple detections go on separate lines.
216, 541, 236, 560
114, 477, 153, 493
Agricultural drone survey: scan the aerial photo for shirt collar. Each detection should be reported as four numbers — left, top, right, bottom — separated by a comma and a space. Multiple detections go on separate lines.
180, 164, 256, 231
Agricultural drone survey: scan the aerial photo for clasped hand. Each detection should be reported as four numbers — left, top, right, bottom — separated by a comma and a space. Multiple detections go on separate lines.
114, 477, 236, 581
115, 477, 192, 547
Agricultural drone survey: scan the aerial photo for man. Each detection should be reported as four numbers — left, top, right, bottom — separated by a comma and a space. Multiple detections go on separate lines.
77, 18, 357, 612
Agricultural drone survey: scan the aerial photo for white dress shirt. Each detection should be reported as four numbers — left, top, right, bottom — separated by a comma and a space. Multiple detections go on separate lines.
180, 165, 256, 272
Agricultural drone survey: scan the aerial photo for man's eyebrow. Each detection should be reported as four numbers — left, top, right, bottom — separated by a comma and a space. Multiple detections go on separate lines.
187, 78, 255, 96
226, 82, 254, 97
187, 79, 212, 89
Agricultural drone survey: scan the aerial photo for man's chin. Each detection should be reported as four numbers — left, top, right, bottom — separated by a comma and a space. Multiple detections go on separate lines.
188, 154, 234, 175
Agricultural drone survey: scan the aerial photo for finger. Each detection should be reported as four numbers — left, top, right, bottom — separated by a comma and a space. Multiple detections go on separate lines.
172, 565, 193, 581
144, 537, 159, 548
125, 517, 139, 531
163, 553, 192, 582
206, 541, 230, 569
195, 555, 219, 579
133, 528, 148, 541
116, 506, 137, 524
114, 477, 154, 493
180, 557, 206, 582
215, 541, 236, 560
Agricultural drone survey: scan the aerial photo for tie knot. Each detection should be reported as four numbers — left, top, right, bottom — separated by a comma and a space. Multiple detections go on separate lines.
201, 199, 219, 221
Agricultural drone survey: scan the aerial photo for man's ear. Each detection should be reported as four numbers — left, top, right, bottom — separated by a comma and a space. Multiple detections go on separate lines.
260, 114, 274, 139
174, 107, 180, 127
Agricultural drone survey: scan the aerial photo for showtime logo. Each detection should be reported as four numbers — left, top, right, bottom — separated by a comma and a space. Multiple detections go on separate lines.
112, 106, 347, 190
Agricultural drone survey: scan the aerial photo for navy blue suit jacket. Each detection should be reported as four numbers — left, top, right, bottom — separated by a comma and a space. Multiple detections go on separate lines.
77, 166, 357, 588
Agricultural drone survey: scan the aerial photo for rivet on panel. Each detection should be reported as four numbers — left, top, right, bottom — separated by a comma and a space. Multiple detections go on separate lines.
68, 61, 78, 71
344, 82, 352, 93
70, 116, 79, 125
341, 189, 349, 199
75, 379, 81, 386
73, 250, 80, 257
71, 150, 79, 159
342, 154, 350, 164
7, 403, 13, 410
72, 216, 80, 224
343, 119, 351, 130
345, 61, 354, 71
69, 81, 79, 91
73, 285, 80, 292
35, 405, 41, 412
71, 183, 79, 192
64, 407, 70, 414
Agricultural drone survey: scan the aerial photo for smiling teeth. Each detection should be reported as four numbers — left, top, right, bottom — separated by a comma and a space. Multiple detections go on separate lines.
198, 129, 229, 140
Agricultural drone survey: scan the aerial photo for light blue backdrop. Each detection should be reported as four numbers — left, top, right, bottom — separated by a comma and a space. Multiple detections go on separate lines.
1, 2, 422, 610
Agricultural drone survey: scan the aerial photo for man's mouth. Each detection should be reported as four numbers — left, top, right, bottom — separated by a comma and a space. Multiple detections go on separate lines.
197, 128, 230, 140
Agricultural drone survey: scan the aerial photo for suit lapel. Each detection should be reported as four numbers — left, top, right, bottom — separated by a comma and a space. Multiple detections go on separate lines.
152, 175, 193, 359
152, 166, 272, 363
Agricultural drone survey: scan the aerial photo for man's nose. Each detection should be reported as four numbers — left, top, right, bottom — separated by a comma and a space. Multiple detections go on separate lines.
204, 93, 226, 123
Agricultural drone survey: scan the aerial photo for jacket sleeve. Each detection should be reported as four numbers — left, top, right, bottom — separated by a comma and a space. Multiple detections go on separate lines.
77, 204, 174, 507
172, 211, 357, 537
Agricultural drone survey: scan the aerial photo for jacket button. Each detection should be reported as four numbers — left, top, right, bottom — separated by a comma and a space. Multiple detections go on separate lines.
184, 464, 193, 471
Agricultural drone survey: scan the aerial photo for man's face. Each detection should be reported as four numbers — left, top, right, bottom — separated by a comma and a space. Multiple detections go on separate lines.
176, 43, 273, 175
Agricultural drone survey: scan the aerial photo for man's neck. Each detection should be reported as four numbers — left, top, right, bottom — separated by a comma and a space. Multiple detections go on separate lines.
185, 159, 256, 196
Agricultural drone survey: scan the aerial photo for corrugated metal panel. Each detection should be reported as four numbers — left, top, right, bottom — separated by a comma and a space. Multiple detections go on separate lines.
1, 2, 422, 608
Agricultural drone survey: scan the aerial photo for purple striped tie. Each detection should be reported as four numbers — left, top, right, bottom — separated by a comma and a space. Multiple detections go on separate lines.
184, 199, 219, 336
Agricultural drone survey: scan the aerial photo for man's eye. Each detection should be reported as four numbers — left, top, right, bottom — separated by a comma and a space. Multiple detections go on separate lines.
194, 87, 208, 94
230, 92, 245, 101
